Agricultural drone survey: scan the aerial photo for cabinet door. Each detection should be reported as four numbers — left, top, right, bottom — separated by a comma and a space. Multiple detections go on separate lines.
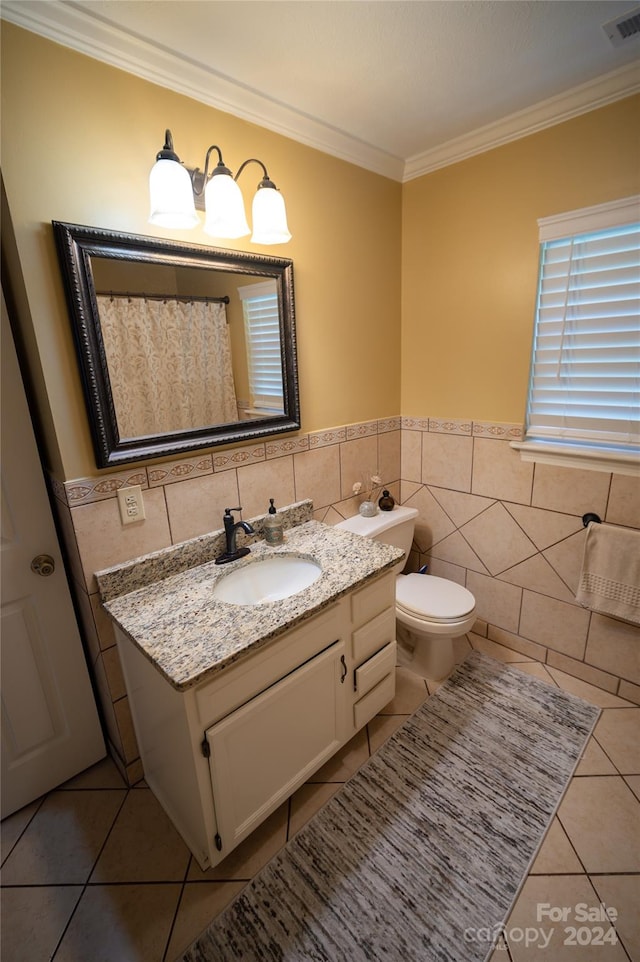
205, 640, 346, 856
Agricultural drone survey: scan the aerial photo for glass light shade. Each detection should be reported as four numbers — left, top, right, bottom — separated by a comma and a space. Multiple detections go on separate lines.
251, 187, 292, 245
203, 173, 250, 238
148, 159, 199, 229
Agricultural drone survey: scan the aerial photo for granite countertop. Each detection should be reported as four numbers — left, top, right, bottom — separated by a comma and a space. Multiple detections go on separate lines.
102, 519, 402, 692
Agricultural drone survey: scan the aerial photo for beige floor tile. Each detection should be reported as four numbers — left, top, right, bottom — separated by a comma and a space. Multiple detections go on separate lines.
575, 738, 618, 776
378, 666, 429, 714
558, 776, 640, 873
368, 713, 409, 753
58, 755, 126, 790
545, 667, 635, 708
1, 798, 41, 862
590, 874, 640, 962
166, 881, 245, 959
53, 882, 181, 962
309, 727, 370, 781
0, 885, 82, 962
505, 874, 626, 960
0, 789, 125, 885
486, 935, 510, 960
289, 782, 341, 837
594, 708, 640, 774
512, 661, 557, 684
190, 803, 288, 881
530, 817, 582, 874
91, 788, 190, 883
625, 775, 640, 802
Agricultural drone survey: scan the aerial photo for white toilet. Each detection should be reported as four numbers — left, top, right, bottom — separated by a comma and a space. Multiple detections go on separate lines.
336, 505, 476, 680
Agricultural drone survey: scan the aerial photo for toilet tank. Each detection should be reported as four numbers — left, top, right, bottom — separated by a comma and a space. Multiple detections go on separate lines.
335, 505, 418, 575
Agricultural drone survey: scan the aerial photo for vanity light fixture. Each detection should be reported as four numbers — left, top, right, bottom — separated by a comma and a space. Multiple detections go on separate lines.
148, 129, 291, 244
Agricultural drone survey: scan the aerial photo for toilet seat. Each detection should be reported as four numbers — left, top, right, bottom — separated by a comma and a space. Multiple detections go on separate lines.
395, 573, 475, 625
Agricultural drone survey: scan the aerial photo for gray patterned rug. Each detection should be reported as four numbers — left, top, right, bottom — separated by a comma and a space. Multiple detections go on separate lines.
182, 651, 599, 962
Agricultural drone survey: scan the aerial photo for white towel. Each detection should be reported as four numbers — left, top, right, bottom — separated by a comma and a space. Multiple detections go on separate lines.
576, 522, 640, 626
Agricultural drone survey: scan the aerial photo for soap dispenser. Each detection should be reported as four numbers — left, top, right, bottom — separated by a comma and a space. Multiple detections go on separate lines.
264, 498, 284, 545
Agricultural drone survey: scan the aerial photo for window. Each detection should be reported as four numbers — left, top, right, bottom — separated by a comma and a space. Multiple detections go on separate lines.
512, 196, 640, 475
237, 281, 284, 415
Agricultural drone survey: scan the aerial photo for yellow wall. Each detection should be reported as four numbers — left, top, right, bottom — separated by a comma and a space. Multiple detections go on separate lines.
401, 96, 640, 422
1, 24, 402, 480
2, 24, 638, 480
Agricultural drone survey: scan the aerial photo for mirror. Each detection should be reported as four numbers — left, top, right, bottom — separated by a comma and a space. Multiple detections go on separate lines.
53, 222, 300, 467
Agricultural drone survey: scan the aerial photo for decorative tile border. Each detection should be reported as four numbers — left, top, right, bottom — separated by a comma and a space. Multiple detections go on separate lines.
148, 454, 213, 487
212, 444, 266, 471
346, 420, 379, 439
308, 426, 347, 448
429, 418, 473, 436
402, 416, 430, 431
53, 415, 525, 506
265, 436, 310, 459
473, 421, 524, 441
63, 470, 149, 506
377, 417, 402, 434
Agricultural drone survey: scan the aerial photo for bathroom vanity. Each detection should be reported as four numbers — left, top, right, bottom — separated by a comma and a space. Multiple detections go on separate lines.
99, 513, 402, 869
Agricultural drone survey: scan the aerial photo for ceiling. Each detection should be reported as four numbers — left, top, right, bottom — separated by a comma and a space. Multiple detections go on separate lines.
3, 0, 640, 180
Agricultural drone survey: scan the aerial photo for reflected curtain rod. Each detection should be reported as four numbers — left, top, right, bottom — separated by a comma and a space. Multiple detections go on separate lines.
95, 291, 230, 305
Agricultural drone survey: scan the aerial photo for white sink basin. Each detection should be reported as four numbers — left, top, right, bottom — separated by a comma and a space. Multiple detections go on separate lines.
213, 555, 322, 605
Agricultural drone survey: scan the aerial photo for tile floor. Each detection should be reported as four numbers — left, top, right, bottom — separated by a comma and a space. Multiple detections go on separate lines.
2, 633, 638, 962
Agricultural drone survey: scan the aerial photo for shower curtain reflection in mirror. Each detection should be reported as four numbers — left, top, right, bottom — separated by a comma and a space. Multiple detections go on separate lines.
97, 295, 238, 438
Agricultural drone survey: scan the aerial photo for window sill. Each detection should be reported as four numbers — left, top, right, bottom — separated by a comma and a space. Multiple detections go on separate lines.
510, 440, 640, 477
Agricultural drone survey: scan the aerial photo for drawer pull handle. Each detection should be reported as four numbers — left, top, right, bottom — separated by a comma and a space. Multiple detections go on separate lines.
340, 654, 347, 684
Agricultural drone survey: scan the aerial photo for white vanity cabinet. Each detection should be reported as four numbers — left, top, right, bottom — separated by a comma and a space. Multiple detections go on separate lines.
113, 568, 397, 870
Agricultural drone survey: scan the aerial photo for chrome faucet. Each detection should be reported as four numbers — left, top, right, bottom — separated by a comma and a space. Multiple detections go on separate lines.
215, 507, 255, 565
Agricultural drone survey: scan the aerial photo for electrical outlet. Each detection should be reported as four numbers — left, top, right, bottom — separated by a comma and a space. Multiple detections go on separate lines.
117, 484, 146, 525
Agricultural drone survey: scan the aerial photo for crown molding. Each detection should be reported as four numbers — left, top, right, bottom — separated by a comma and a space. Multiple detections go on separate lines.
3, 2, 638, 185
1, 0, 404, 181
403, 62, 640, 182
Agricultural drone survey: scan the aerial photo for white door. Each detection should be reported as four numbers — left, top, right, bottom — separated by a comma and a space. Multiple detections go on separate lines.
1, 291, 104, 818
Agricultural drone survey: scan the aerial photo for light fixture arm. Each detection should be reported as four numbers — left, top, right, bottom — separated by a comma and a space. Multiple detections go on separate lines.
234, 157, 277, 191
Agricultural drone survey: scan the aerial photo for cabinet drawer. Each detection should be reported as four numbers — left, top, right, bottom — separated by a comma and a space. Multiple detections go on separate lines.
354, 641, 396, 697
353, 671, 395, 730
195, 603, 343, 727
351, 574, 395, 628
352, 608, 395, 664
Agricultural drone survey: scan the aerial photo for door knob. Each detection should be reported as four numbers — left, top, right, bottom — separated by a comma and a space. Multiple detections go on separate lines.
31, 554, 55, 577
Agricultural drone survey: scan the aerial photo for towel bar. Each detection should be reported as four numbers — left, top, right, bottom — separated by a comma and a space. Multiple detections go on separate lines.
582, 512, 602, 527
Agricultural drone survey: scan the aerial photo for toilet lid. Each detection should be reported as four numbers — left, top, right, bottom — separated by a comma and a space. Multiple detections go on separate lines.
396, 574, 475, 622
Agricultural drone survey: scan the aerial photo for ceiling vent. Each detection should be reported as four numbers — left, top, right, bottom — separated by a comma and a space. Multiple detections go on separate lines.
602, 5, 640, 46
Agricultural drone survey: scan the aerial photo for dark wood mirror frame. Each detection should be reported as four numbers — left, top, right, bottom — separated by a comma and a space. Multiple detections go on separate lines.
53, 222, 300, 468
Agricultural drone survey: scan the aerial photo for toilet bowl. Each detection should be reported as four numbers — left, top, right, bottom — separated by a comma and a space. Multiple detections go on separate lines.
335, 505, 476, 681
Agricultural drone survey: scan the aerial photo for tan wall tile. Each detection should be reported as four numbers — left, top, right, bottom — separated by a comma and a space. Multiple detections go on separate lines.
586, 613, 640, 685
422, 432, 472, 492
546, 650, 619, 694
519, 592, 589, 659
293, 444, 341, 510
236, 456, 295, 520
339, 435, 379, 500
466, 570, 522, 634
532, 462, 610, 516
471, 438, 533, 504
461, 502, 537, 575
164, 472, 240, 544
487, 625, 546, 662
72, 489, 172, 593
607, 474, 640, 528
400, 429, 421, 483
377, 429, 401, 489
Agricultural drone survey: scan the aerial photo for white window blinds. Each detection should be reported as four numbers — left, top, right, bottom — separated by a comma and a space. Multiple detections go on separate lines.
238, 280, 284, 413
523, 196, 640, 467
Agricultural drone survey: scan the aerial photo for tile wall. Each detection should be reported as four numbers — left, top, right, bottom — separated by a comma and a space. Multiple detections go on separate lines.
51, 415, 640, 784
